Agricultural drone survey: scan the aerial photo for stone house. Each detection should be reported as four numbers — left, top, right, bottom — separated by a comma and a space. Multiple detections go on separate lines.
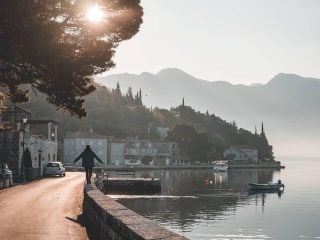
0, 105, 58, 180
223, 145, 258, 163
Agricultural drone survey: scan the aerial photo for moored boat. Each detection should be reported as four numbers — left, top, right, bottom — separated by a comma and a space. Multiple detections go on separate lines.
213, 160, 228, 172
248, 179, 284, 190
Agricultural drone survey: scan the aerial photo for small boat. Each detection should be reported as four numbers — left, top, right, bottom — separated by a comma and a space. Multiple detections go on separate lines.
248, 179, 284, 190
213, 160, 228, 172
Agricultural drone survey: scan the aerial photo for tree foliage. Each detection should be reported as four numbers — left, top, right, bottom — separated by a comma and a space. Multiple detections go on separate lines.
0, 0, 143, 117
141, 155, 153, 165
167, 124, 215, 163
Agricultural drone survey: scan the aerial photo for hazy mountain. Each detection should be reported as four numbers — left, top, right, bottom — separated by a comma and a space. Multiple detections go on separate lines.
96, 69, 320, 157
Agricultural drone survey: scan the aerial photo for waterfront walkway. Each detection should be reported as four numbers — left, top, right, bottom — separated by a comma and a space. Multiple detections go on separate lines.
0, 172, 90, 240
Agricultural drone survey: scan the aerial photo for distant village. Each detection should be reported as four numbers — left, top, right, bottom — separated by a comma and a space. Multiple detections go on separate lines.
0, 105, 279, 182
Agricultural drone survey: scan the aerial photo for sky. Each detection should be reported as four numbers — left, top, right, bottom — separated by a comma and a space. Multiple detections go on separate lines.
104, 0, 320, 85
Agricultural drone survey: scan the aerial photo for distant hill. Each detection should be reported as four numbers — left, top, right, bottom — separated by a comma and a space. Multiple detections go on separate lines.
96, 69, 320, 157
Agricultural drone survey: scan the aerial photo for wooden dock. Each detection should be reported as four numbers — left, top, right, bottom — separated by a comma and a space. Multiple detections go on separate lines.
102, 177, 161, 195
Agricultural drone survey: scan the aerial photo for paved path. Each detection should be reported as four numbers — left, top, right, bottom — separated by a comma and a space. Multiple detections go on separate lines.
0, 172, 90, 240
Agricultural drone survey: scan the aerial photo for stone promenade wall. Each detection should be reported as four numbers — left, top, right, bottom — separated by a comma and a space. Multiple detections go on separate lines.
84, 183, 188, 240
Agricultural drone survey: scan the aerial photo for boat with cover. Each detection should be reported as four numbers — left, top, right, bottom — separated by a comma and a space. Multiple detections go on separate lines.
213, 160, 228, 172
248, 179, 284, 190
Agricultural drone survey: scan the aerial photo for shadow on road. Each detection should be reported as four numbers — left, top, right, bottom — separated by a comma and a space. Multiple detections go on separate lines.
65, 213, 95, 240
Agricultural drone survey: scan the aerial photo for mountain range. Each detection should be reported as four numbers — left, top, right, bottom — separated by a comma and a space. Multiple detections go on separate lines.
96, 68, 320, 157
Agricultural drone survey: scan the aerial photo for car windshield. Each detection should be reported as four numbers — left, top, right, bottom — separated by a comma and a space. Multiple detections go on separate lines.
47, 163, 59, 167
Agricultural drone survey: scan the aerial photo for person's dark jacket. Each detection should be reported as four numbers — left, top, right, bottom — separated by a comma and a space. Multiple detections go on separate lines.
74, 150, 103, 168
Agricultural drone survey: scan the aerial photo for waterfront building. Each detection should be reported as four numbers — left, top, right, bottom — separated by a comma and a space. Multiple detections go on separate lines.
123, 139, 182, 166
63, 131, 107, 167
124, 139, 157, 165
63, 133, 183, 167
223, 145, 258, 163
108, 139, 125, 166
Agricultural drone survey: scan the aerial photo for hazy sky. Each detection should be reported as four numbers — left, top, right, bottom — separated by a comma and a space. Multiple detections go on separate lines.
104, 0, 320, 85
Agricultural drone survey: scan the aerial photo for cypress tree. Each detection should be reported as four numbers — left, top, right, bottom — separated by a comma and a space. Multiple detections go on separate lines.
261, 122, 265, 137
116, 82, 121, 95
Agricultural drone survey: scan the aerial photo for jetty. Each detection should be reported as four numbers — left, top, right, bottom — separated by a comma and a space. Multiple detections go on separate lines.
101, 177, 161, 195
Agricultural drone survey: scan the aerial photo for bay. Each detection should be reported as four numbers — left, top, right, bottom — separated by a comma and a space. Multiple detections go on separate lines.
111, 158, 320, 240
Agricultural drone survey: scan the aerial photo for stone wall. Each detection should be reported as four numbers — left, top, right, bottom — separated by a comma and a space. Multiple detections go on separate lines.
84, 183, 188, 240
0, 131, 20, 178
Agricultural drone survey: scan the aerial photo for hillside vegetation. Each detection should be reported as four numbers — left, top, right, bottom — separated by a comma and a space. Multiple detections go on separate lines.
20, 83, 273, 162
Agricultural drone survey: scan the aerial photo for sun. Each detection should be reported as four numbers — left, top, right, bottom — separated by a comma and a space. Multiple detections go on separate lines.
86, 5, 105, 23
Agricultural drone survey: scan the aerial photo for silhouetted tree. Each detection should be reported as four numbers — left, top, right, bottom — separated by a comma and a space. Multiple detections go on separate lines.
0, 0, 143, 117
115, 82, 122, 96
261, 122, 265, 136
126, 87, 134, 102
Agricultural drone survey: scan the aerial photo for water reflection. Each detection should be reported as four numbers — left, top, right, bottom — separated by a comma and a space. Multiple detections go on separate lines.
107, 159, 320, 239
248, 189, 284, 197
111, 168, 281, 236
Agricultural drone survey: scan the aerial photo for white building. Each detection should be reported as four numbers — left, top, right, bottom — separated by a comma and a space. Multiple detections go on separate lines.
24, 135, 58, 176
63, 131, 108, 168
223, 145, 258, 163
109, 140, 125, 166
123, 139, 181, 166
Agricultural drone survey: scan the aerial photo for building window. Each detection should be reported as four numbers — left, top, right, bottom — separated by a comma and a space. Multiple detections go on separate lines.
48, 154, 51, 161
53, 154, 56, 161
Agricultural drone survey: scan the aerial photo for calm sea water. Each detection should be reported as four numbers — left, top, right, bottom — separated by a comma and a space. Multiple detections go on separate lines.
110, 158, 320, 240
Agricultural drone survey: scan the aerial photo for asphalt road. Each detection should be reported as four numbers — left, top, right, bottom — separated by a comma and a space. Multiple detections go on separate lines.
0, 172, 90, 240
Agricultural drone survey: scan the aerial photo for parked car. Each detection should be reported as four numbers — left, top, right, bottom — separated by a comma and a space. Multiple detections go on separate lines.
44, 162, 65, 177
0, 162, 13, 180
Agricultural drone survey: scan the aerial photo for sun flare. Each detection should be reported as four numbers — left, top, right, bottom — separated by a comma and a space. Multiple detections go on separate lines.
86, 5, 105, 23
